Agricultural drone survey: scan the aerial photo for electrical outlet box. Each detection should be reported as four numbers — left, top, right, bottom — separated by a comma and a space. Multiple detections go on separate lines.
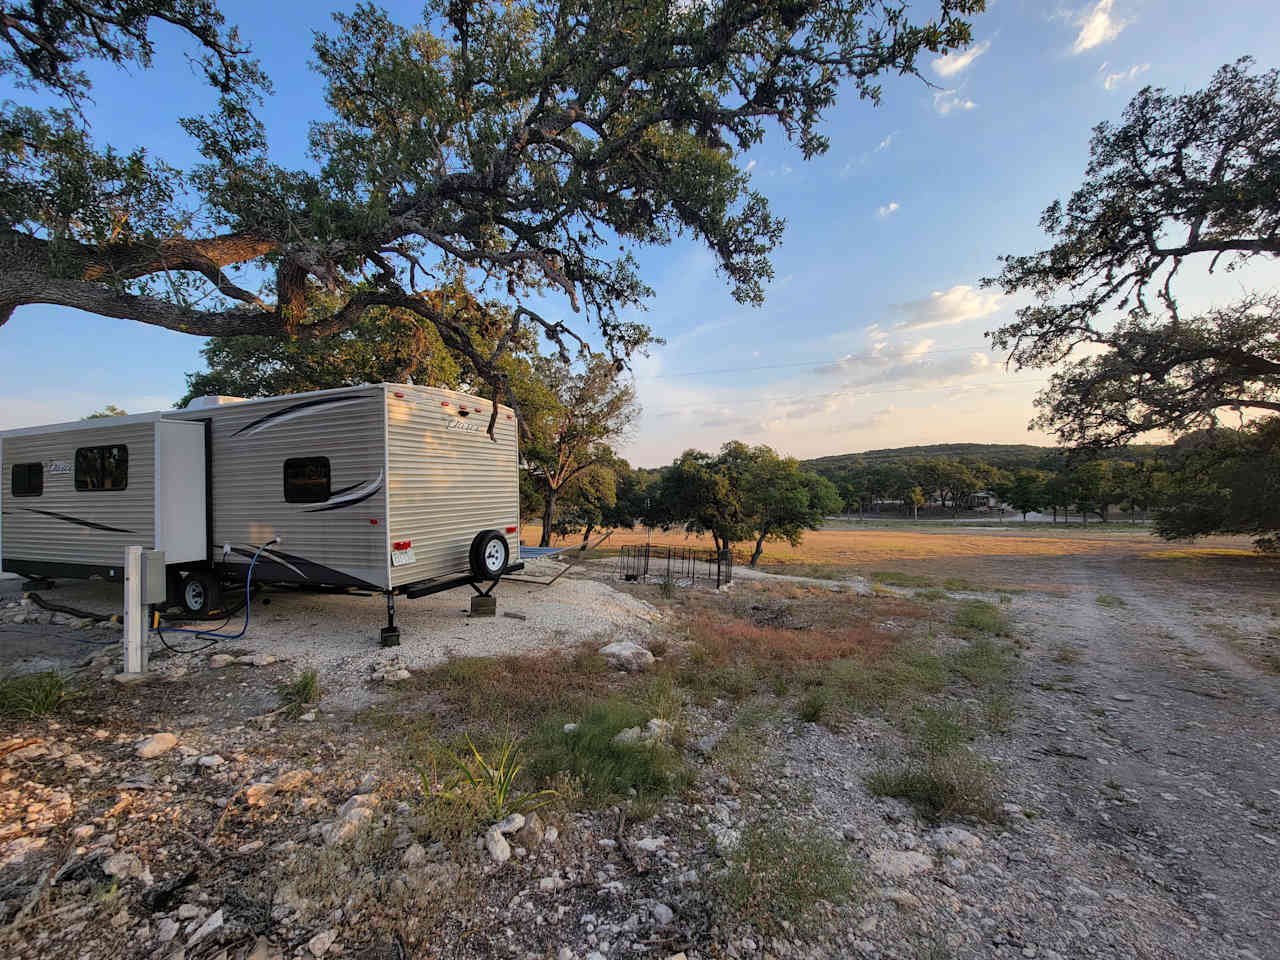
141, 549, 167, 604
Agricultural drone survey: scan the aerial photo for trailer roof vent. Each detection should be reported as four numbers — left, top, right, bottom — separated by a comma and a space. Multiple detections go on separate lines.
185, 395, 249, 410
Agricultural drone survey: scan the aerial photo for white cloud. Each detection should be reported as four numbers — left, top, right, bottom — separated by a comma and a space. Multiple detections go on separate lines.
933, 90, 977, 115
1070, 0, 1128, 54
876, 133, 894, 152
876, 201, 900, 218
932, 40, 990, 78
889, 284, 1003, 332
1103, 62, 1149, 89
744, 158, 757, 171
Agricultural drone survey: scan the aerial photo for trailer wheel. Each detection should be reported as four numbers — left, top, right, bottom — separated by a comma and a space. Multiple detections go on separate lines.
181, 570, 222, 615
468, 530, 510, 580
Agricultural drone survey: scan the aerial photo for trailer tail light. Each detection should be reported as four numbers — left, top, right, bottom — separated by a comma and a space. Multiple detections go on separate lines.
394, 392, 405, 398
505, 526, 517, 533
370, 519, 379, 525
506, 414, 513, 419
393, 540, 412, 551
441, 401, 450, 407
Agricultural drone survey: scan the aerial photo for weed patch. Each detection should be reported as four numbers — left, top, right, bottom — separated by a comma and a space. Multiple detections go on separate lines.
872, 570, 935, 588
527, 698, 687, 806
1096, 594, 1126, 608
954, 600, 1012, 636
0, 671, 69, 718
279, 669, 320, 717
1052, 644, 1082, 666
714, 821, 859, 933
797, 688, 829, 724
867, 747, 999, 822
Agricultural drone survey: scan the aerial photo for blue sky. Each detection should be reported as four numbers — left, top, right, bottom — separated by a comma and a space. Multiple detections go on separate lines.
2, 0, 1278, 466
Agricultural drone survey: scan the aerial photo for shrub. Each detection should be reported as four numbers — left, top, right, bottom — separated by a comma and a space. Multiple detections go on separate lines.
714, 821, 859, 932
1095, 594, 1126, 608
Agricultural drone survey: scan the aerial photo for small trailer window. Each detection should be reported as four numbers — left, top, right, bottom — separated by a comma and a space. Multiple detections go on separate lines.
11, 462, 43, 497
283, 457, 331, 503
74, 445, 129, 491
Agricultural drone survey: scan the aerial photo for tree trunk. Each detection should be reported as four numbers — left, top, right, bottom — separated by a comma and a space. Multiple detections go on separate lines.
539, 489, 557, 547
580, 522, 594, 551
750, 529, 768, 567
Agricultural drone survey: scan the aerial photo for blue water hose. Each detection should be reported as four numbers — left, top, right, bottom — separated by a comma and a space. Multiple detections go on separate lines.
153, 538, 277, 652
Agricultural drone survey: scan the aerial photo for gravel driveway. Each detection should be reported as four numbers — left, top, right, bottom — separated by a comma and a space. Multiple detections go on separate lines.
995, 554, 1280, 959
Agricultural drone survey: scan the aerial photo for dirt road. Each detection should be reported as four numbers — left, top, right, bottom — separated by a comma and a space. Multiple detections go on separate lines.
1003, 554, 1280, 958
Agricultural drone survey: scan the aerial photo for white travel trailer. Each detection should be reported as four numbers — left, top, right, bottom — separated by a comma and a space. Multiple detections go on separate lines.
0, 384, 523, 643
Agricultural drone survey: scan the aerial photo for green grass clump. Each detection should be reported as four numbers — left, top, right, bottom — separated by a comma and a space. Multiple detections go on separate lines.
871, 571, 935, 588
527, 698, 687, 805
0, 671, 69, 718
954, 599, 1012, 636
1095, 594, 1127, 608
910, 704, 973, 753
828, 649, 946, 712
714, 821, 859, 933
425, 736, 556, 822
914, 588, 949, 602
797, 688, 829, 724
279, 669, 320, 717
867, 747, 999, 822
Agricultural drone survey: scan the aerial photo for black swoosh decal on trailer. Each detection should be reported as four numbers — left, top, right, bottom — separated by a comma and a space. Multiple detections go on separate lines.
231, 395, 375, 437
21, 508, 136, 534
305, 488, 381, 512
304, 471, 384, 512
226, 545, 379, 589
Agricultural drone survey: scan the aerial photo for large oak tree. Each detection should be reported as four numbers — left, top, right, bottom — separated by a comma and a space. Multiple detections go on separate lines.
984, 58, 1280, 448
1, 0, 982, 426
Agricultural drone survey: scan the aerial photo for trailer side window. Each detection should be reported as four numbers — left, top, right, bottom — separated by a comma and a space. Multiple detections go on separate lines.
11, 462, 43, 497
74, 445, 128, 491
283, 457, 330, 503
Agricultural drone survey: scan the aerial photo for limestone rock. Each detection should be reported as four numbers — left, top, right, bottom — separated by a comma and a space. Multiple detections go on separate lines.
870, 849, 934, 879
485, 827, 511, 863
308, 929, 337, 958
598, 641, 655, 672
136, 733, 178, 759
274, 769, 311, 792
245, 781, 278, 806
187, 908, 223, 946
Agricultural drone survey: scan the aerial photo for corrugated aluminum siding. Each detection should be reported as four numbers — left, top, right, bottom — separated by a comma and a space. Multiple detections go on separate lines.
386, 385, 520, 587
1, 420, 156, 569
171, 387, 390, 588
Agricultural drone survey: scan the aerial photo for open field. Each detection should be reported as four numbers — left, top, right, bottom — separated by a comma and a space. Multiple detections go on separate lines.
524, 522, 1267, 592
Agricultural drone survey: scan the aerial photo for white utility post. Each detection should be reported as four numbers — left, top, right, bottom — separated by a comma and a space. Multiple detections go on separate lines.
122, 546, 166, 677
123, 545, 147, 676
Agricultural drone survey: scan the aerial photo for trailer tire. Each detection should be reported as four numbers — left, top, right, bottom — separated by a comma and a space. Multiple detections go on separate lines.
468, 531, 509, 580
181, 570, 222, 616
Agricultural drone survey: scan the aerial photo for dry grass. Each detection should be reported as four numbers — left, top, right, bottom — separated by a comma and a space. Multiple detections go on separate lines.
524, 523, 1252, 568
410, 640, 619, 732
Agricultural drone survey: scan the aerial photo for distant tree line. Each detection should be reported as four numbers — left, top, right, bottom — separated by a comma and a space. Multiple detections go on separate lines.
807, 454, 1167, 524
526, 441, 841, 567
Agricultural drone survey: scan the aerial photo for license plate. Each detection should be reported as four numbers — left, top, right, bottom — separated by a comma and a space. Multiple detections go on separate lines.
391, 547, 416, 567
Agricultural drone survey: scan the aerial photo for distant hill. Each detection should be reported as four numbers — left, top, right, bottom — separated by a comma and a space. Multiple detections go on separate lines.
801, 442, 1168, 474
